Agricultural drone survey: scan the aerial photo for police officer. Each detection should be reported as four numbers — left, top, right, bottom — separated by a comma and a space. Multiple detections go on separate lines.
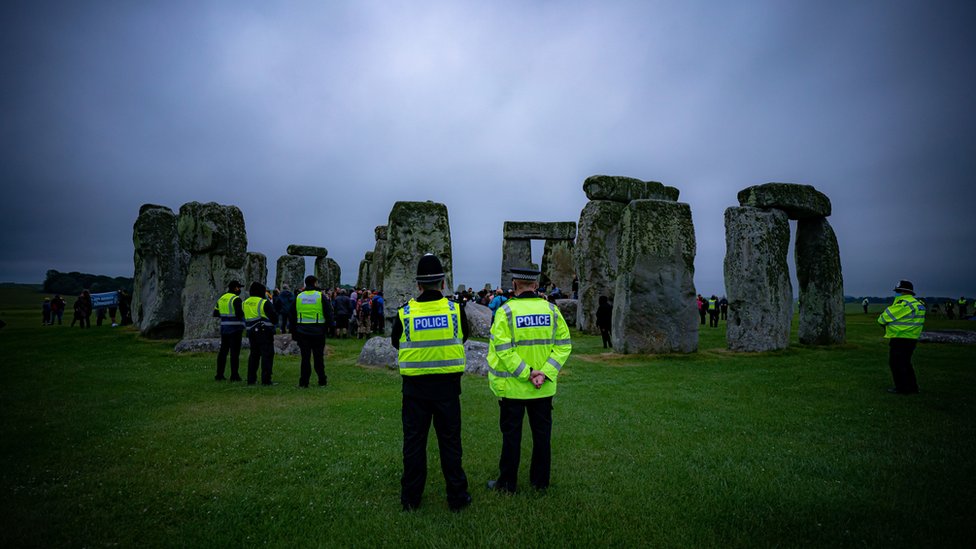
487, 267, 572, 493
878, 280, 926, 395
959, 297, 969, 319
213, 280, 245, 381
708, 295, 719, 327
391, 254, 472, 512
290, 275, 334, 388
244, 282, 278, 386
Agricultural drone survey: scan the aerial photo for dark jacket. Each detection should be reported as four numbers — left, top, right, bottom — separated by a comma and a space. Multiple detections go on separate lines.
596, 302, 613, 329
391, 290, 470, 400
334, 294, 354, 318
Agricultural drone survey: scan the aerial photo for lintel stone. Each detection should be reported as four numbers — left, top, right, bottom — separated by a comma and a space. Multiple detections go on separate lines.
287, 244, 328, 257
503, 221, 576, 241
583, 175, 680, 203
737, 183, 831, 219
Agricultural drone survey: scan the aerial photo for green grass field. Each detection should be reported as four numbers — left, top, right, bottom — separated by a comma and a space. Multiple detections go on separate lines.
2, 286, 974, 547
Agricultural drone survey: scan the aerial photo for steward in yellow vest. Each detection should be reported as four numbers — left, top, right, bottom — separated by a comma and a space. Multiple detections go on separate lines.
211, 280, 244, 381
707, 296, 719, 327
960, 297, 969, 319
487, 267, 572, 493
243, 282, 278, 386
877, 280, 925, 394
290, 275, 333, 388
391, 253, 471, 512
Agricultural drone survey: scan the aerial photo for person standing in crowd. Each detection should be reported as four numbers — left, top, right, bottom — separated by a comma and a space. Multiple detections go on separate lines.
244, 282, 278, 386
878, 280, 925, 395
356, 293, 371, 339
571, 276, 579, 299
42, 298, 52, 326
696, 294, 706, 326
77, 290, 93, 328
719, 296, 728, 320
596, 295, 613, 349
371, 291, 385, 334
488, 289, 508, 322
118, 289, 132, 326
708, 295, 720, 327
213, 281, 245, 381
959, 297, 969, 319
291, 275, 334, 388
391, 254, 471, 512
486, 267, 572, 494
862, 297, 870, 314
51, 294, 66, 325
334, 289, 354, 338
944, 300, 955, 319
276, 284, 295, 333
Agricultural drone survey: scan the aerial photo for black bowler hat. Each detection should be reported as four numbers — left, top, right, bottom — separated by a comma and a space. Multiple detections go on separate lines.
893, 280, 915, 295
416, 254, 446, 283
227, 280, 242, 290
510, 267, 541, 281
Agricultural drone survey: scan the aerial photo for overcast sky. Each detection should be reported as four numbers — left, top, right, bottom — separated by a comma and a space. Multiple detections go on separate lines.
2, 0, 974, 297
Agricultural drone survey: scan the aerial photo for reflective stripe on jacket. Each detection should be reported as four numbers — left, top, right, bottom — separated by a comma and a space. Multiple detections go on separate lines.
295, 291, 325, 324
215, 293, 244, 334
397, 298, 465, 376
708, 299, 717, 311
877, 294, 926, 339
243, 297, 275, 333
487, 296, 572, 399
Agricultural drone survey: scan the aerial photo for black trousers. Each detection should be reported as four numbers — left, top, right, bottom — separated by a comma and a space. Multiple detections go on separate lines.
296, 333, 326, 386
709, 311, 719, 327
889, 338, 919, 393
699, 310, 706, 325
497, 396, 553, 491
720, 307, 727, 320
216, 331, 243, 379
247, 330, 275, 385
401, 395, 469, 507
600, 327, 612, 349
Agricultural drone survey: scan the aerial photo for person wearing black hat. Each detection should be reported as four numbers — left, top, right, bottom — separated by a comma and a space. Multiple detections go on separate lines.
213, 280, 245, 381
877, 280, 926, 394
290, 275, 334, 388
244, 282, 279, 385
390, 253, 472, 512
486, 266, 572, 493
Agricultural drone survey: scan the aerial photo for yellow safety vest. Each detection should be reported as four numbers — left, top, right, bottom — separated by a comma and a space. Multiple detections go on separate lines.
397, 298, 466, 376
214, 293, 243, 334
877, 294, 926, 339
708, 299, 717, 311
243, 297, 274, 333
295, 291, 325, 324
487, 296, 572, 399
959, 298, 967, 307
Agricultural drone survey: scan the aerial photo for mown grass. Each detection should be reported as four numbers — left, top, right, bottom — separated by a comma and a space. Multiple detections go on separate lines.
1, 286, 974, 548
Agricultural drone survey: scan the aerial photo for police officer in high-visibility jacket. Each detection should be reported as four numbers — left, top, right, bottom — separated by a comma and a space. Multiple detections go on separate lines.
959, 297, 969, 319
289, 275, 334, 388
878, 280, 926, 394
212, 280, 245, 381
708, 295, 719, 327
244, 282, 279, 386
391, 253, 472, 512
487, 267, 572, 493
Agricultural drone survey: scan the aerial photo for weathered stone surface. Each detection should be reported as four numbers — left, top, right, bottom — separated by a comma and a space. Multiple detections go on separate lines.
724, 207, 793, 352
465, 302, 492, 338
276, 255, 306, 293
575, 200, 627, 333
383, 201, 454, 331
612, 200, 697, 354
315, 257, 341, 289
375, 225, 388, 241
500, 238, 532, 290
503, 221, 577, 241
737, 183, 831, 219
583, 175, 680, 203
365, 251, 374, 261
357, 336, 490, 376
555, 299, 578, 328
370, 236, 387, 291
796, 217, 845, 345
177, 202, 247, 268
132, 205, 187, 338
181, 254, 245, 339
244, 252, 267, 296
542, 239, 575, 294
356, 258, 372, 290
175, 334, 304, 355
286, 244, 328, 257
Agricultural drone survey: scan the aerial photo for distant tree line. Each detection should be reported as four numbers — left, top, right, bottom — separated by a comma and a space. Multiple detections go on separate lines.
845, 295, 962, 305
42, 270, 133, 295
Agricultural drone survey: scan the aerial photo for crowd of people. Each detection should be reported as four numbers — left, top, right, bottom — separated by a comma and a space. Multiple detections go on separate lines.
42, 289, 132, 328
697, 294, 728, 327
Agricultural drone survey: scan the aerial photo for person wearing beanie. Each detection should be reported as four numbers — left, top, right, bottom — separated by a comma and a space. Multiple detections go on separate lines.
212, 280, 245, 381
391, 253, 472, 512
290, 275, 334, 388
878, 280, 926, 394
244, 282, 279, 385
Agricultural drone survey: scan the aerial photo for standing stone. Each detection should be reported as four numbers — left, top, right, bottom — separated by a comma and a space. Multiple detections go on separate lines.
178, 202, 247, 340
356, 256, 372, 289
542, 239, 575, 295
575, 200, 627, 333
370, 225, 387, 291
384, 201, 454, 331
612, 200, 697, 354
243, 252, 267, 297
276, 255, 306, 293
315, 257, 341, 290
724, 207, 793, 352
555, 299, 578, 328
132, 204, 188, 338
464, 302, 492, 338
795, 217, 846, 345
500, 238, 532, 289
